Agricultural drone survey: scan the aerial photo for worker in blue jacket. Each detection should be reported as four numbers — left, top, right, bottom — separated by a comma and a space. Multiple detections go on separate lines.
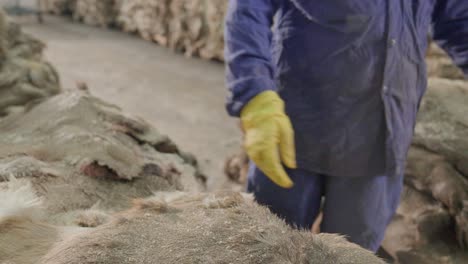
224, 0, 468, 251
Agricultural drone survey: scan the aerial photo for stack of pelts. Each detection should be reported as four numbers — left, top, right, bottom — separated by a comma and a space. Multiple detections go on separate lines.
117, 0, 226, 60
163, 0, 227, 60
73, 0, 122, 27
198, 0, 226, 61
427, 42, 465, 80
118, 0, 172, 46
0, 10, 60, 116
39, 0, 76, 15
6, 21, 45, 60
382, 78, 468, 264
0, 89, 206, 227
40, 0, 228, 60
167, 0, 206, 57
0, 186, 385, 264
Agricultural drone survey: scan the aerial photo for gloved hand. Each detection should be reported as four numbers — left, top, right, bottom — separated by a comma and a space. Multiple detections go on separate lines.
240, 91, 297, 188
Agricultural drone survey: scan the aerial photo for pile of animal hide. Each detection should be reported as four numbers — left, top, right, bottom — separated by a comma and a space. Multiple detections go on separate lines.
40, 0, 117, 27
0, 89, 206, 225
426, 43, 465, 80
381, 77, 468, 264
0, 9, 60, 116
39, 0, 226, 60
0, 181, 385, 264
117, 0, 226, 60
72, 0, 121, 27
117, 0, 172, 45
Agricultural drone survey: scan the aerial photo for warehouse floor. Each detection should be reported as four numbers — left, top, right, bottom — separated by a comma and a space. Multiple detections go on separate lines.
16, 14, 242, 191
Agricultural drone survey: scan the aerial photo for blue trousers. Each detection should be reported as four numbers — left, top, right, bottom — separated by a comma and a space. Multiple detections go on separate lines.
247, 163, 403, 252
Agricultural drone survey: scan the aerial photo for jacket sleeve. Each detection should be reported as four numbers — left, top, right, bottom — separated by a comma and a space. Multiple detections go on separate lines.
224, 0, 278, 116
432, 0, 468, 77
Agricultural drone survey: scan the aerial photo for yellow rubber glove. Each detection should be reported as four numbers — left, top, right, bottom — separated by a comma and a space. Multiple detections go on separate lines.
240, 91, 297, 188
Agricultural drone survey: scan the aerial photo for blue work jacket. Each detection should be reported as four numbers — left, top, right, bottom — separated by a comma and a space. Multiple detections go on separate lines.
225, 0, 468, 178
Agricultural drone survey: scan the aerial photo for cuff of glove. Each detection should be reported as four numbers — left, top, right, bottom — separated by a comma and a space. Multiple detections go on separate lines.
241, 91, 284, 116
226, 77, 277, 117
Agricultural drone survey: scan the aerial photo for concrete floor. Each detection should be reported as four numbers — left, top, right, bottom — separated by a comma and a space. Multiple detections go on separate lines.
16, 15, 242, 190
